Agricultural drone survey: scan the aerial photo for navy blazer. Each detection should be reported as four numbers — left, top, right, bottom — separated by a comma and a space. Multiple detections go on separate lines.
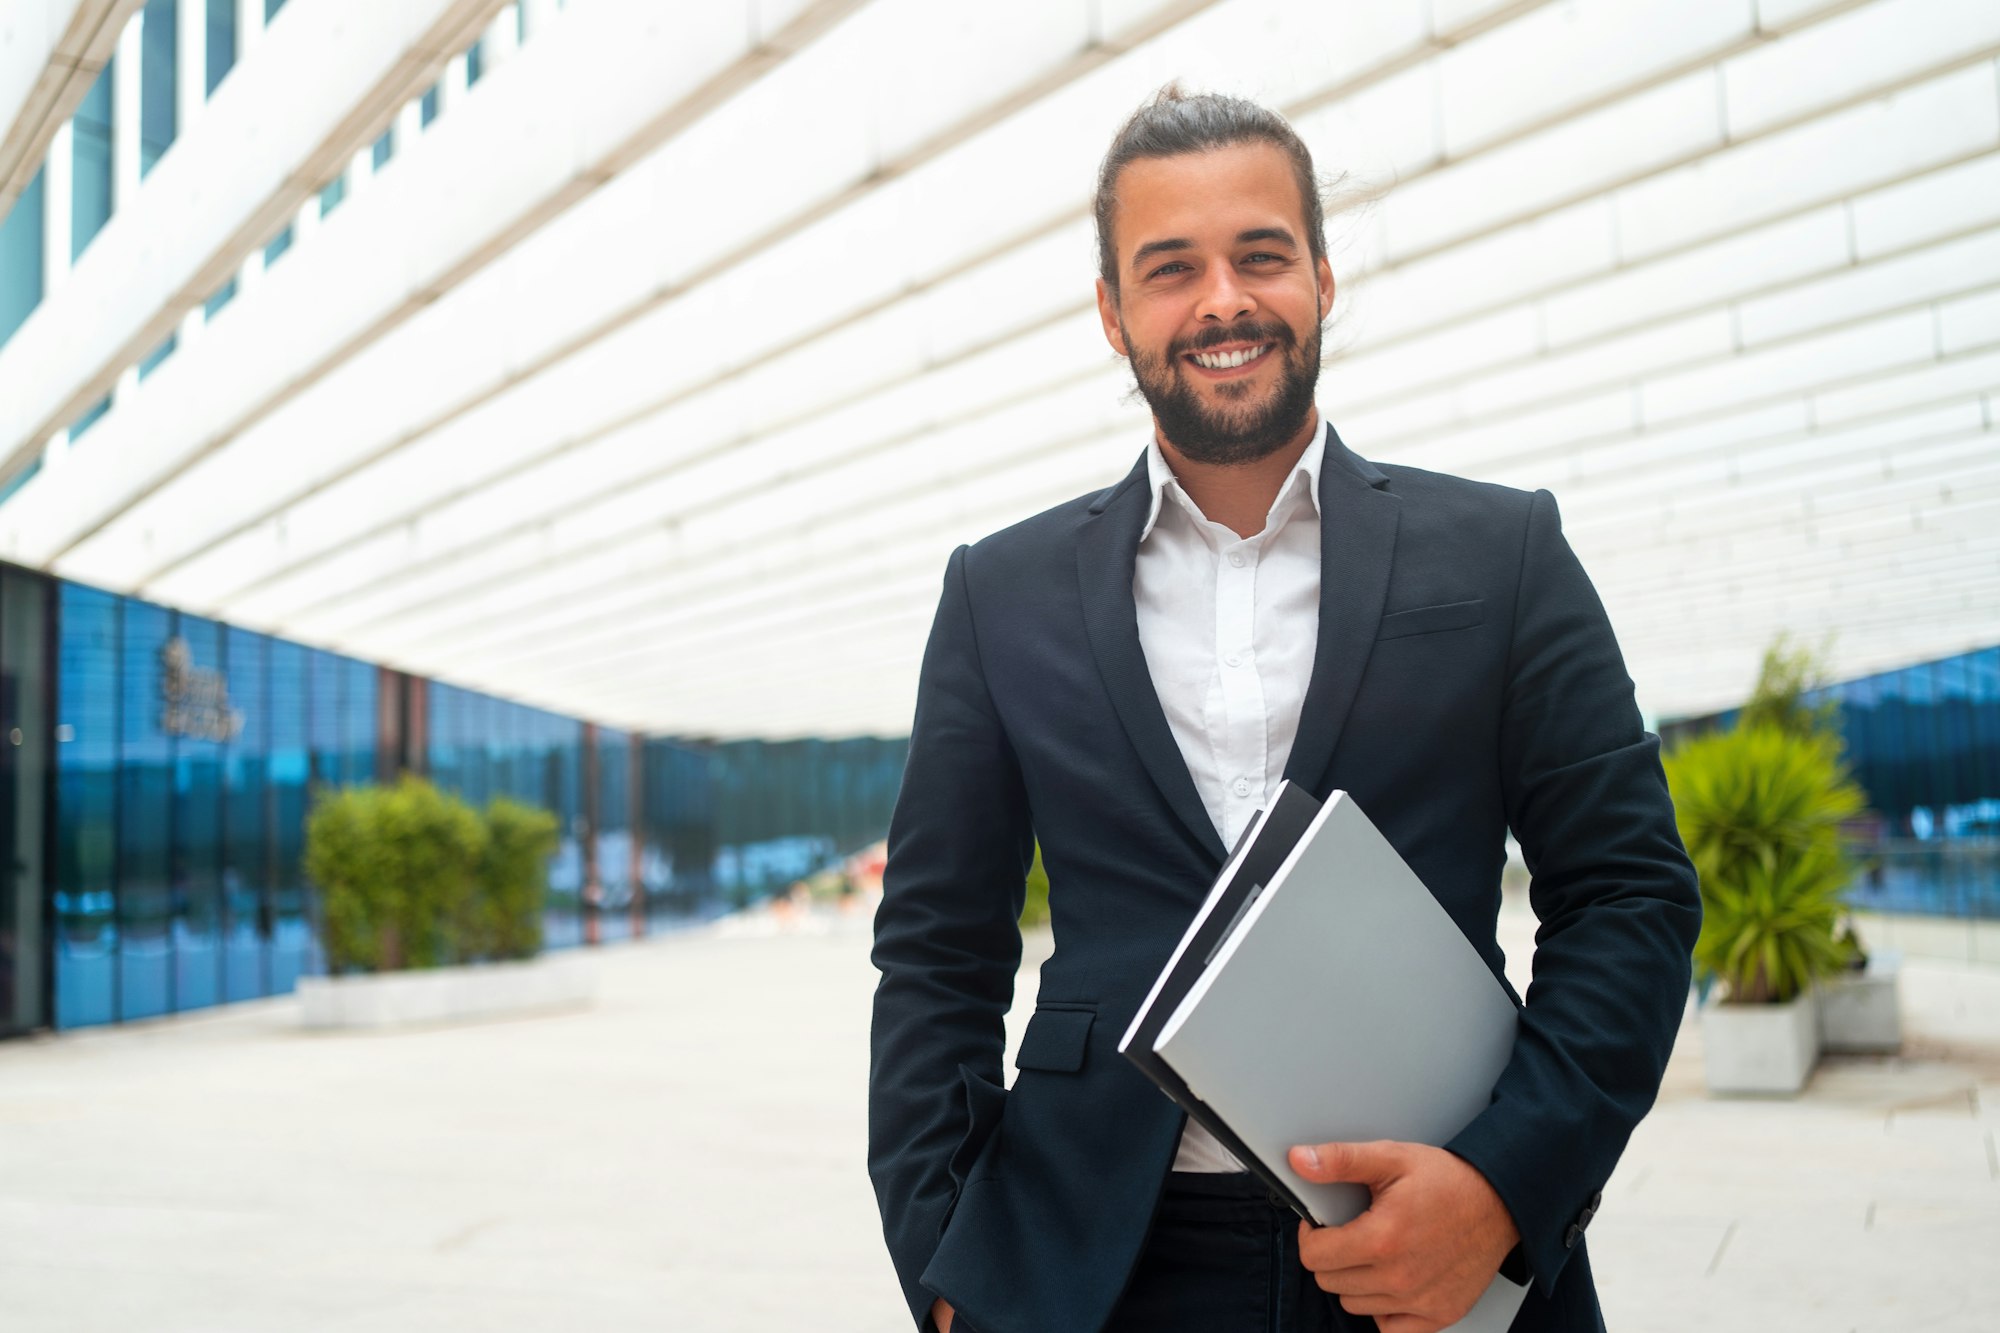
868, 426, 1700, 1333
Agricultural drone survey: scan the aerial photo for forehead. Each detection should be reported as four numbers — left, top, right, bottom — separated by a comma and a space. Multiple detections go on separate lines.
1110, 141, 1306, 257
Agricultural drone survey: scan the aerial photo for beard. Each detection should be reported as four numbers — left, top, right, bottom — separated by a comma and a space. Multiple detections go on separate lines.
1123, 310, 1321, 467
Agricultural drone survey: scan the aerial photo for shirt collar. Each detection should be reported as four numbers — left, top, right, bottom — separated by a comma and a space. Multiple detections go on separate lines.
1140, 416, 1327, 542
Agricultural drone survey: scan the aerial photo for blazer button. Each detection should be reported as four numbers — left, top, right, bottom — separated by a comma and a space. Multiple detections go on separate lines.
1564, 1223, 1583, 1250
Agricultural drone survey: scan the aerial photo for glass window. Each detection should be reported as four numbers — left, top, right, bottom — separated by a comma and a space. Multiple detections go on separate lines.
420, 84, 440, 127
203, 276, 236, 321
138, 332, 176, 380
318, 174, 345, 218
0, 166, 45, 352
344, 656, 376, 784
117, 600, 172, 1021
70, 394, 112, 442
371, 128, 393, 171
264, 0, 287, 20
263, 224, 293, 267
205, 0, 235, 95
267, 639, 309, 991
0, 458, 42, 508
170, 614, 223, 1013
53, 584, 119, 1029
72, 61, 115, 262
222, 627, 268, 1002
140, 0, 177, 177
308, 649, 343, 786
466, 41, 485, 86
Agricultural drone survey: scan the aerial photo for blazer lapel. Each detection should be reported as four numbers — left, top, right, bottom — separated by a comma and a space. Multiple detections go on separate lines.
1283, 425, 1401, 796
1076, 453, 1230, 866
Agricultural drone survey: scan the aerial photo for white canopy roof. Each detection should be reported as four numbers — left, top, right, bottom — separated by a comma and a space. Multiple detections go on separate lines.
2, 0, 1996, 736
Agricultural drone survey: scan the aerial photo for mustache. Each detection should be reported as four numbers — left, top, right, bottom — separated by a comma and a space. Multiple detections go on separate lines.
1171, 320, 1296, 358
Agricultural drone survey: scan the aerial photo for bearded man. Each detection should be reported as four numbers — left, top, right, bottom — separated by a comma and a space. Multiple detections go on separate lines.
868, 86, 1699, 1333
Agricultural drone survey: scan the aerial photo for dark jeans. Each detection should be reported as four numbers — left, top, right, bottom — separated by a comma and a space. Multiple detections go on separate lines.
1101, 1171, 1375, 1333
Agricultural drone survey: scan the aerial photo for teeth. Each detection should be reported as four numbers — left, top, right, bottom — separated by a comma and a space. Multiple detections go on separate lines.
1193, 344, 1269, 370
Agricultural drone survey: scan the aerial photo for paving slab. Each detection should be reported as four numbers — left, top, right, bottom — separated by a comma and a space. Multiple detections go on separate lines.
0, 899, 1994, 1332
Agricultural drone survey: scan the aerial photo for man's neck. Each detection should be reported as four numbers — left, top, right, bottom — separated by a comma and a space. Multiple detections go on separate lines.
1156, 408, 1320, 540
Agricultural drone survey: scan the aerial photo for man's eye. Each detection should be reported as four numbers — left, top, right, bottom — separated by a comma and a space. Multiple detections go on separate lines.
1149, 261, 1190, 278
1245, 252, 1283, 264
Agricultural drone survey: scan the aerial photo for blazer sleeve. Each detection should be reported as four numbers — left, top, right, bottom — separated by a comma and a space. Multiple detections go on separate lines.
868, 543, 1035, 1328
1444, 488, 1702, 1296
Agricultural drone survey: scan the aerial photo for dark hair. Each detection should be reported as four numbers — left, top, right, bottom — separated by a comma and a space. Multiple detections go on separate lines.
1093, 84, 1326, 298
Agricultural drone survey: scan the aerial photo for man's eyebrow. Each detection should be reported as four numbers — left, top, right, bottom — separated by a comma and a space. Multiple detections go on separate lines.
1130, 228, 1300, 272
1131, 237, 1193, 271
1237, 227, 1298, 249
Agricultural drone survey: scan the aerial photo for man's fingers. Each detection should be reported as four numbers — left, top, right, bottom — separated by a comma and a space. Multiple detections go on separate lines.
1288, 1138, 1406, 1185
1297, 1211, 1394, 1276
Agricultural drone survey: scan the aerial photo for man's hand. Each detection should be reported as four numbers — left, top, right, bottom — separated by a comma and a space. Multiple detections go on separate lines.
930, 1296, 955, 1331
1287, 1140, 1520, 1333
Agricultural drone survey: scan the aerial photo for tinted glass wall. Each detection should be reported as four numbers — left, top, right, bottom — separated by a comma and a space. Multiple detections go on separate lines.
24, 574, 912, 1034
52, 583, 377, 1028
1663, 645, 2000, 919
707, 736, 908, 906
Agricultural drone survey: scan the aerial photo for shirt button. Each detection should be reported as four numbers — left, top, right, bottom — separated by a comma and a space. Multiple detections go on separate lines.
1232, 777, 1251, 797
1224, 653, 1241, 667
1228, 552, 1246, 567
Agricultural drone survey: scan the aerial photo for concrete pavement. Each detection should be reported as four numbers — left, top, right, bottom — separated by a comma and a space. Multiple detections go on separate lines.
0, 897, 1994, 1332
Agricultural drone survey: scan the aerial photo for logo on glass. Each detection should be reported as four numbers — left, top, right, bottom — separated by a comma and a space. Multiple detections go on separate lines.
159, 637, 245, 742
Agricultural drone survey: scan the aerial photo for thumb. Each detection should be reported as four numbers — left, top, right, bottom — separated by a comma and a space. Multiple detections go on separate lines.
1288, 1139, 1404, 1185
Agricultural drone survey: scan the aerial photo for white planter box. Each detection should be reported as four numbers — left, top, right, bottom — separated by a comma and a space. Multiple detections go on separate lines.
296, 953, 595, 1031
1700, 990, 1819, 1095
1816, 955, 1902, 1054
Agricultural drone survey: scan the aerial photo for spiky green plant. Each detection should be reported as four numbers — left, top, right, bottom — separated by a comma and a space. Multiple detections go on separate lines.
1664, 724, 1865, 1003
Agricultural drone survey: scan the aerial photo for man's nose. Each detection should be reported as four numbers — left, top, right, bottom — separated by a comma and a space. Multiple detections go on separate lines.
1194, 265, 1254, 323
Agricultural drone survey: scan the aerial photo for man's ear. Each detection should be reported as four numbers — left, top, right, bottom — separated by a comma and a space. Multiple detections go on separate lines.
1095, 278, 1128, 357
1316, 255, 1335, 321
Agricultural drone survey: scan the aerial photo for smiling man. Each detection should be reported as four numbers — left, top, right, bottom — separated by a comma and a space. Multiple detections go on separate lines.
868, 87, 1699, 1333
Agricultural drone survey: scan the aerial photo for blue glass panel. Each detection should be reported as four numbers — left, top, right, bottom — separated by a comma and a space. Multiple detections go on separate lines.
420, 84, 439, 127
268, 640, 309, 990
138, 332, 176, 380
140, 0, 177, 177
117, 601, 172, 1021
72, 62, 114, 262
205, 0, 235, 95
344, 657, 375, 784
170, 614, 223, 1012
203, 277, 236, 320
597, 727, 631, 942
222, 627, 268, 1001
466, 41, 484, 86
69, 395, 112, 442
264, 0, 286, 19
53, 584, 118, 1028
319, 174, 345, 218
371, 128, 393, 171
0, 458, 42, 508
263, 225, 293, 267
0, 166, 44, 352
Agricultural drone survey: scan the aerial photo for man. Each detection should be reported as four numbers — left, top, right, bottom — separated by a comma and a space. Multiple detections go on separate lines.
868, 87, 1699, 1333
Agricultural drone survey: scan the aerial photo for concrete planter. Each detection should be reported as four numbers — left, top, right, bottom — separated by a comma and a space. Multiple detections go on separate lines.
1816, 955, 1902, 1054
296, 953, 594, 1031
1700, 990, 1819, 1095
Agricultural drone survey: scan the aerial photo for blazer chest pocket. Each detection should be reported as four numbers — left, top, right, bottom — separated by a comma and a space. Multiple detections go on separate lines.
1015, 1005, 1095, 1073
1377, 598, 1484, 641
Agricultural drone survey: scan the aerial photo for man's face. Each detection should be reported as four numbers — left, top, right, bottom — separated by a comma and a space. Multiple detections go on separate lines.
1095, 141, 1335, 466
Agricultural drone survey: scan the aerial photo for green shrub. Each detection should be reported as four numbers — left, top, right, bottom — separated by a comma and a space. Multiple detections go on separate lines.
304, 777, 556, 974
475, 797, 560, 960
1664, 724, 1864, 1004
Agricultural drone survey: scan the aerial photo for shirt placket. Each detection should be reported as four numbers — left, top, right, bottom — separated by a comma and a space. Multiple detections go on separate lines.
1213, 531, 1269, 848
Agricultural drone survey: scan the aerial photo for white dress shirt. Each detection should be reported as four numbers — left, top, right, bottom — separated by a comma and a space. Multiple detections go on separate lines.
1132, 420, 1325, 1173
